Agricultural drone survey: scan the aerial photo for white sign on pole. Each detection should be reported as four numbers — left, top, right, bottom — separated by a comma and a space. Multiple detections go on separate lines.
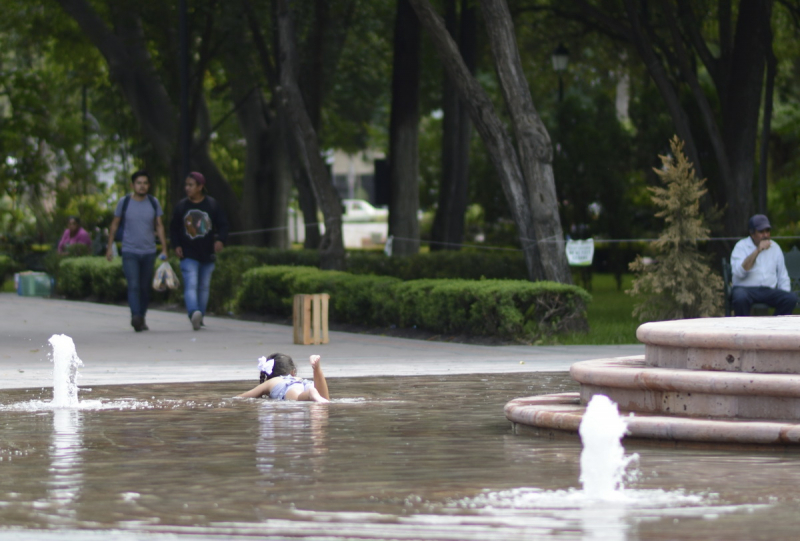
566, 238, 594, 266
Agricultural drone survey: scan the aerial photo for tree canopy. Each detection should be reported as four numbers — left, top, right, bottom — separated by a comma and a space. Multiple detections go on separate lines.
3, 0, 800, 277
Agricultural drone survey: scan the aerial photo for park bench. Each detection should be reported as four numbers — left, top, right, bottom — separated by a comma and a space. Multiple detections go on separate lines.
722, 246, 800, 316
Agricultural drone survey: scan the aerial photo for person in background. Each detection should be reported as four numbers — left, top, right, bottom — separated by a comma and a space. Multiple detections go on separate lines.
730, 214, 797, 316
170, 171, 229, 331
57, 216, 92, 254
106, 170, 169, 332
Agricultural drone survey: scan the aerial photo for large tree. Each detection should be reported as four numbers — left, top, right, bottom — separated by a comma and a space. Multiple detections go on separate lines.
552, 0, 778, 239
55, 0, 244, 233
409, 0, 572, 283
276, 0, 345, 269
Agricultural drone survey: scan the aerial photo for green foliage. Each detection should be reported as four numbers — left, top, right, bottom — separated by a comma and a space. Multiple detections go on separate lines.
392, 278, 590, 340
345, 250, 528, 280
235, 266, 589, 341
628, 137, 723, 321
57, 258, 93, 298
208, 247, 320, 313
0, 255, 15, 280
57, 256, 126, 302
558, 274, 639, 345
550, 92, 638, 240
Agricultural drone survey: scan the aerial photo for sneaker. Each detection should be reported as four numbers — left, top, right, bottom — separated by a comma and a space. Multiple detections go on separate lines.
132, 315, 144, 332
141, 319, 149, 331
191, 311, 203, 331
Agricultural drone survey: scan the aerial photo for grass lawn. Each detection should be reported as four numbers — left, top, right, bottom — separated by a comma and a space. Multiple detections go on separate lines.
556, 273, 641, 345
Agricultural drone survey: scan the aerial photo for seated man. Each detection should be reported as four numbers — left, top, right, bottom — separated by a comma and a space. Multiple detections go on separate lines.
730, 214, 797, 316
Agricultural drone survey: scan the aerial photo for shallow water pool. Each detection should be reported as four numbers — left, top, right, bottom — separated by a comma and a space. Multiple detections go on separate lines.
1, 373, 800, 540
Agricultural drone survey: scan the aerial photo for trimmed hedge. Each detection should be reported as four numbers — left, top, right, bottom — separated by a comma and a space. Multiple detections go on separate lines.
208, 247, 319, 313
0, 255, 15, 282
345, 249, 528, 280
52, 249, 591, 341
57, 256, 181, 303
58, 257, 127, 301
236, 265, 589, 341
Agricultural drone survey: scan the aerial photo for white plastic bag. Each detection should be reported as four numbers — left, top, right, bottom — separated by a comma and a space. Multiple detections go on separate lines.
153, 261, 180, 292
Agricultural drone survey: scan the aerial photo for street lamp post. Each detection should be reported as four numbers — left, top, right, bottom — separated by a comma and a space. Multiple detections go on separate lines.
551, 43, 570, 102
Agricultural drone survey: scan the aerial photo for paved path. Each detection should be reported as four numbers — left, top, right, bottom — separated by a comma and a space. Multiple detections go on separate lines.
1, 293, 643, 390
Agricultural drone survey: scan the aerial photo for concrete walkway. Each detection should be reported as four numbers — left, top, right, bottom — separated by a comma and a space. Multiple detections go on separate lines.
1, 293, 643, 390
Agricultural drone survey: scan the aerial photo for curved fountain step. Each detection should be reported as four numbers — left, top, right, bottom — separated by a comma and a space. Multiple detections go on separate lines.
638, 316, 800, 373
505, 393, 800, 445
571, 356, 800, 420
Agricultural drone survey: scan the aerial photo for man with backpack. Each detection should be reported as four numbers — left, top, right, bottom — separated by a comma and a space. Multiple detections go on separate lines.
106, 170, 169, 332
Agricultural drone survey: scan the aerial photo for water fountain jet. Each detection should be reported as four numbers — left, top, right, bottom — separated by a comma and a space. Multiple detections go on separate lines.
579, 395, 638, 500
48, 334, 83, 409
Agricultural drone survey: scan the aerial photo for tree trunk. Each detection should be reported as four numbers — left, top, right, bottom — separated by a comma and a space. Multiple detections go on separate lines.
409, 0, 573, 283
277, 0, 344, 269
244, 0, 320, 249
431, 0, 474, 251
266, 104, 292, 249
720, 0, 769, 235
481, 0, 572, 284
388, 0, 422, 257
222, 31, 277, 247
758, 2, 776, 215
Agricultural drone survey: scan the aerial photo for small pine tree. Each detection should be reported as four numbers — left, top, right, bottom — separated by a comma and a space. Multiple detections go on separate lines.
627, 136, 723, 321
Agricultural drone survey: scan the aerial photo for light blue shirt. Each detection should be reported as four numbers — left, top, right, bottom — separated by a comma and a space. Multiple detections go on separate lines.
115, 195, 163, 255
731, 237, 790, 291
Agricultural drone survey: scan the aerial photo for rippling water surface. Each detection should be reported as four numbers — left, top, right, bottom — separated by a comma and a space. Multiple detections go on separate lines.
1, 373, 799, 540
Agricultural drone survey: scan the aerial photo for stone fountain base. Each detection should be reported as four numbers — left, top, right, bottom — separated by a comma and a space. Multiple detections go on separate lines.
507, 317, 800, 445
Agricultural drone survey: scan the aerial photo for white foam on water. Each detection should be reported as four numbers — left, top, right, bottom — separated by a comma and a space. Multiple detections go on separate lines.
0, 399, 158, 412
578, 394, 639, 500
48, 334, 83, 409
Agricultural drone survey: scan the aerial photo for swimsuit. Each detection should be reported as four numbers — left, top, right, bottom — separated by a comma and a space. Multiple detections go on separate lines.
269, 375, 314, 400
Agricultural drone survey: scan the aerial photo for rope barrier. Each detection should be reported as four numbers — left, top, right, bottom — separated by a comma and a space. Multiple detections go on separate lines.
226, 223, 800, 252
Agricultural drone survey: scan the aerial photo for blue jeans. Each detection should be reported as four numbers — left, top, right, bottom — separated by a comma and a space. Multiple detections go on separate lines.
122, 252, 157, 317
731, 286, 798, 316
180, 258, 215, 317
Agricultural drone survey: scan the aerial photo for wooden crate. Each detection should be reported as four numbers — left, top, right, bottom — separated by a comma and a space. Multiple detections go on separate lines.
292, 293, 330, 345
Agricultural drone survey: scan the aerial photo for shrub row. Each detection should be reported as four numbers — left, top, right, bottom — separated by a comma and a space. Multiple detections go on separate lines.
0, 255, 15, 281
345, 250, 529, 281
53, 251, 590, 341
54, 247, 535, 312
207, 247, 529, 313
208, 247, 319, 313
57, 256, 183, 304
236, 266, 589, 341
58, 257, 128, 302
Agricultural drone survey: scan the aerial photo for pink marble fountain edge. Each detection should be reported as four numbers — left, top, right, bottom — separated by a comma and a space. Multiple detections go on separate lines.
504, 393, 800, 445
637, 316, 800, 351
570, 356, 800, 397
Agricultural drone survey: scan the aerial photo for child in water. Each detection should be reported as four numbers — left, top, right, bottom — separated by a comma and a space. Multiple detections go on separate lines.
239, 353, 330, 403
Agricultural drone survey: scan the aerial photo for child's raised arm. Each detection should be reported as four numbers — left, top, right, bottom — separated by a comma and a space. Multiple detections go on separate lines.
309, 355, 330, 400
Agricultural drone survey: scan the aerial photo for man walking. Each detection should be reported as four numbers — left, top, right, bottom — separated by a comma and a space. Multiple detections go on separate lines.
730, 214, 797, 316
170, 171, 229, 330
107, 171, 169, 332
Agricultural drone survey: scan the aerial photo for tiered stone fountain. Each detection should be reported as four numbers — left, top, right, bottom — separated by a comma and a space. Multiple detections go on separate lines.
506, 317, 800, 445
